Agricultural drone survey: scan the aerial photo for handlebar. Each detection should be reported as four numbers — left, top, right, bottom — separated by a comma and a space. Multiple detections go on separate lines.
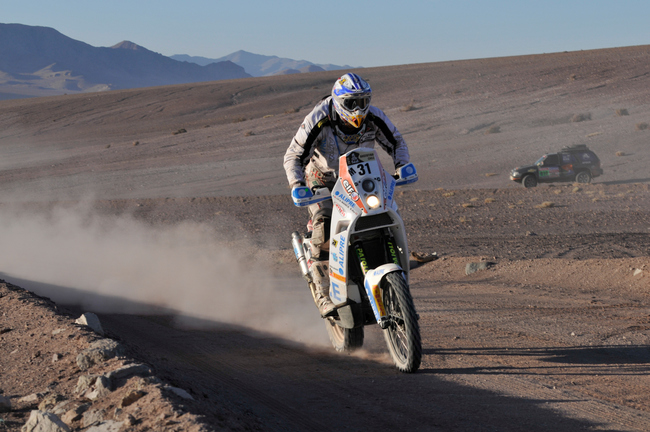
291, 163, 418, 207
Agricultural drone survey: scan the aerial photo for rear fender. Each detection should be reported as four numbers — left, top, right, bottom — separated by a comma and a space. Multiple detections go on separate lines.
363, 263, 403, 323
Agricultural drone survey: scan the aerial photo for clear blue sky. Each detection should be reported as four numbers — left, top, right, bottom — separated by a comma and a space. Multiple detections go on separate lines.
4, 0, 650, 67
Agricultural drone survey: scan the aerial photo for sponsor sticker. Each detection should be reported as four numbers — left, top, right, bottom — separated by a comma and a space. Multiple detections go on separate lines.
364, 281, 381, 319
355, 247, 369, 274
330, 282, 342, 302
372, 286, 386, 317
330, 271, 346, 282
335, 190, 356, 209
386, 177, 395, 203
343, 179, 360, 202
347, 152, 361, 165
387, 241, 400, 266
338, 236, 346, 257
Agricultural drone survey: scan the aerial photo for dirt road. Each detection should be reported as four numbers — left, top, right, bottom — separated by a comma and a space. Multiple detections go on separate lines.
93, 255, 650, 431
88, 185, 648, 431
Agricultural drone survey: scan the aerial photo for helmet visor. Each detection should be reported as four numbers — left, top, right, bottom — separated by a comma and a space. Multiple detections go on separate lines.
342, 96, 370, 111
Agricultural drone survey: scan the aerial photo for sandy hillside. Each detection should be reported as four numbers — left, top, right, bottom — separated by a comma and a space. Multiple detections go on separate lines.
0, 46, 649, 431
0, 45, 649, 201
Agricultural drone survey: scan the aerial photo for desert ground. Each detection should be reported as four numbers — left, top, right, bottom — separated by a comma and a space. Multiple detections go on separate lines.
0, 45, 649, 431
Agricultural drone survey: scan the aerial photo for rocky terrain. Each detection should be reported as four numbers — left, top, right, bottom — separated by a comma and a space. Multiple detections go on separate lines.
0, 45, 649, 431
1, 282, 210, 431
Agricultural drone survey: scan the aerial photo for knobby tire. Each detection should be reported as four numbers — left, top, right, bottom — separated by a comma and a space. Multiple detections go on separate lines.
325, 318, 364, 352
382, 272, 422, 373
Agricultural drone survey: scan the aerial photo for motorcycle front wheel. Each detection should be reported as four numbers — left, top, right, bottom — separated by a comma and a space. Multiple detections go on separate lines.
325, 319, 364, 352
382, 272, 422, 373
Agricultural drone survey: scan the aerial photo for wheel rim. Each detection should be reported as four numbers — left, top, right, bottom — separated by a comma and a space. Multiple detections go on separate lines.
524, 176, 536, 188
576, 172, 590, 183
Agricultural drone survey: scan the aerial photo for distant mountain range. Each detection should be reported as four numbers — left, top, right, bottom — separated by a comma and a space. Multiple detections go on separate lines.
171, 51, 353, 77
0, 23, 353, 100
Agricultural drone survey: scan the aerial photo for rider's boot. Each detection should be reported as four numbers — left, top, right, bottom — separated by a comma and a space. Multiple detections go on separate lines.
310, 260, 336, 317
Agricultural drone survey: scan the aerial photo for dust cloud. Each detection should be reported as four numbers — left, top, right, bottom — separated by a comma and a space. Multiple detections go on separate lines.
0, 204, 329, 345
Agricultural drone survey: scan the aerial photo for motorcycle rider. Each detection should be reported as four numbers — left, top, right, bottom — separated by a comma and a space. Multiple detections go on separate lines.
284, 72, 411, 317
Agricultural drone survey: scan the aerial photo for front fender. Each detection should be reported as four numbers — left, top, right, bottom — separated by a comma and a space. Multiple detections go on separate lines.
363, 263, 403, 323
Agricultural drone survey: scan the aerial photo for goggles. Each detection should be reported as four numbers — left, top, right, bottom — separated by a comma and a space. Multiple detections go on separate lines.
342, 96, 370, 111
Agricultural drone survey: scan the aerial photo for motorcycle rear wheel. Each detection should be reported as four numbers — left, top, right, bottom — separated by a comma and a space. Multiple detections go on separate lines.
325, 319, 364, 352
382, 272, 422, 373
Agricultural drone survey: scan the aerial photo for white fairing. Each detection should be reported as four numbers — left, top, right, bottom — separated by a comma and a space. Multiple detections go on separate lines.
295, 148, 413, 312
326, 149, 410, 307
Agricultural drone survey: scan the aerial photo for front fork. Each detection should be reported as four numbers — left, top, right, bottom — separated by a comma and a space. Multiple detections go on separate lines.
354, 240, 402, 329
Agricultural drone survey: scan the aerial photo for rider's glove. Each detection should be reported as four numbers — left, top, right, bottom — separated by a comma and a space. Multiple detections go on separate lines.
291, 184, 314, 207
392, 164, 401, 180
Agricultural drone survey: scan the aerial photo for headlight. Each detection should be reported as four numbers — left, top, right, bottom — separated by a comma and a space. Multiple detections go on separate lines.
366, 195, 380, 209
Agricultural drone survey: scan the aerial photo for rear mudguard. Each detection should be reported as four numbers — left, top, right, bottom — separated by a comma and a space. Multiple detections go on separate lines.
363, 263, 403, 325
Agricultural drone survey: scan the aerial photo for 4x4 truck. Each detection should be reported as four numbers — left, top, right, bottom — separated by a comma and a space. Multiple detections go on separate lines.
510, 144, 603, 188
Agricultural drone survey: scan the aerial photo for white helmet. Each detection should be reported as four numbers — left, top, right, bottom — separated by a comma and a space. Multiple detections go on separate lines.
331, 73, 372, 129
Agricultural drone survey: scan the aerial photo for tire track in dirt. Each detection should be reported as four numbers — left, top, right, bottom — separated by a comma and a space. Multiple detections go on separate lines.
434, 368, 650, 432
412, 260, 650, 431
99, 311, 609, 431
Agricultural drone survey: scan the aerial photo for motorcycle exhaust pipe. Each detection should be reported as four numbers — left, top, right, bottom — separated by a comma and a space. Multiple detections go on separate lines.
291, 231, 312, 280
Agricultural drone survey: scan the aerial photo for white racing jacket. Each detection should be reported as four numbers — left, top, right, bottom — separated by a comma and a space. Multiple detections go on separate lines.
283, 97, 410, 187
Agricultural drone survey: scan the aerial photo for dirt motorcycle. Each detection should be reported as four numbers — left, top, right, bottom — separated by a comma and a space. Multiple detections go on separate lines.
291, 148, 422, 373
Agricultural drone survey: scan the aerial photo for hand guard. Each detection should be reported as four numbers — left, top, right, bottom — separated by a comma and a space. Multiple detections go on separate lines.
395, 163, 418, 186
291, 185, 314, 207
